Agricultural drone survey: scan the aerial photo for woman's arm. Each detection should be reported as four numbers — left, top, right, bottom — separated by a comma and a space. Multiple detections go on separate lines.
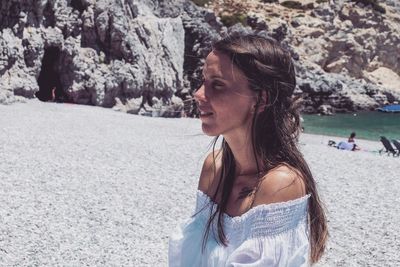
197, 149, 222, 197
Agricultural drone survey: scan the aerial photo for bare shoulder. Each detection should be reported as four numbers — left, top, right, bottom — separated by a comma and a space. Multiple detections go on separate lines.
253, 164, 306, 206
197, 149, 222, 195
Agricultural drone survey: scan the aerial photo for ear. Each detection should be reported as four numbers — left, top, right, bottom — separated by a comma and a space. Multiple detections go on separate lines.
253, 91, 268, 114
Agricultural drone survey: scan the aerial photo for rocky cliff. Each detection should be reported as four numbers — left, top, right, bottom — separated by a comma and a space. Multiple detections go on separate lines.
0, 0, 220, 116
208, 0, 400, 114
0, 0, 399, 115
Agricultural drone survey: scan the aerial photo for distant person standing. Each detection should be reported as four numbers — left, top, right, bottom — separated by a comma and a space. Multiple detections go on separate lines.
51, 87, 56, 102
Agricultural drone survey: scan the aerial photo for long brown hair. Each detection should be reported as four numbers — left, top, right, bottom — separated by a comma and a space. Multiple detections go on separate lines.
201, 33, 328, 263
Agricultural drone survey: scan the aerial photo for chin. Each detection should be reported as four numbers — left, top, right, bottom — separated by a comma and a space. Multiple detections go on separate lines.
201, 124, 220, 136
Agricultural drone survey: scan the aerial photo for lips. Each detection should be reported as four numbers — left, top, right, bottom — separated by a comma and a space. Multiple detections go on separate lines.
198, 107, 214, 117
200, 111, 213, 116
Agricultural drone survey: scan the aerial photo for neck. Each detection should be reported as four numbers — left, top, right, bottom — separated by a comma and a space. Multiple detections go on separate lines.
223, 129, 263, 176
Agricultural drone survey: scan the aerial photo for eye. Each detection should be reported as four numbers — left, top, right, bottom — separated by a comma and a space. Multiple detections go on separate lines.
211, 81, 224, 90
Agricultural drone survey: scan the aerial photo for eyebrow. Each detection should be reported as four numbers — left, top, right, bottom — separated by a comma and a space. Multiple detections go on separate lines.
202, 73, 225, 80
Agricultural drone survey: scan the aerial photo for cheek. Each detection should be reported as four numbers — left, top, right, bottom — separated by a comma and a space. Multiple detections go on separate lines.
221, 101, 253, 121
210, 90, 255, 119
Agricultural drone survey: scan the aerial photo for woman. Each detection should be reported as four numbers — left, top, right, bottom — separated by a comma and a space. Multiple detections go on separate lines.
169, 33, 328, 266
348, 132, 356, 143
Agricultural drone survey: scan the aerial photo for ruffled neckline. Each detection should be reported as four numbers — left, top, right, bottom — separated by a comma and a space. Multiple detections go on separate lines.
196, 189, 310, 223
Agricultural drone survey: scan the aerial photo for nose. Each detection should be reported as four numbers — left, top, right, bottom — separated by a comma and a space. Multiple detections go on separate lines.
193, 83, 206, 103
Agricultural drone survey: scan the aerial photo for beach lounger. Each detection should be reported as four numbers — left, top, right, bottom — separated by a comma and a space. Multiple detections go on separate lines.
379, 136, 398, 156
391, 139, 400, 156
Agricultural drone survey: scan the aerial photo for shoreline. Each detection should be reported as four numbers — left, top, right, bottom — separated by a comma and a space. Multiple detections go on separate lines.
301, 112, 400, 142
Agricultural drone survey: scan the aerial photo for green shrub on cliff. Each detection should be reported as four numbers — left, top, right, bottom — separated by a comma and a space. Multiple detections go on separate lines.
191, 0, 211, 7
280, 1, 302, 9
220, 13, 248, 27
280, 1, 314, 10
351, 0, 386, 14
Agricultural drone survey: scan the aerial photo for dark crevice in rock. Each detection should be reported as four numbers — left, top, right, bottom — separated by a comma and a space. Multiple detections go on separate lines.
61, 22, 80, 40
81, 32, 98, 51
97, 12, 113, 63
70, 0, 87, 14
62, 24, 69, 39
81, 87, 96, 105
124, 0, 138, 19
22, 39, 36, 68
58, 50, 74, 100
81, 23, 99, 51
182, 32, 204, 92
135, 27, 150, 49
43, 2, 56, 28
35, 47, 66, 102
0, 1, 21, 31
0, 65, 8, 77
0, 56, 16, 77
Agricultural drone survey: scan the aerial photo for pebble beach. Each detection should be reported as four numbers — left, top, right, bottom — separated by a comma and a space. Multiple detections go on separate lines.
0, 100, 399, 266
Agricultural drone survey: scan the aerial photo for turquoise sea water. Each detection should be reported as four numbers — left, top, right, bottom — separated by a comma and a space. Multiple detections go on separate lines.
301, 111, 400, 142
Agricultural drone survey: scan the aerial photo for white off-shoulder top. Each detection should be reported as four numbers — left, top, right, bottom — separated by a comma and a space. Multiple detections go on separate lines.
169, 190, 310, 267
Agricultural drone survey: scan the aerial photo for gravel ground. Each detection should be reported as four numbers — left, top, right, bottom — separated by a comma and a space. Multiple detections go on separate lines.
0, 100, 399, 266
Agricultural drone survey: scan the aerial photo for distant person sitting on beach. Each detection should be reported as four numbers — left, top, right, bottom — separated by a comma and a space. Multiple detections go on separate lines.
348, 132, 356, 143
169, 33, 328, 266
346, 132, 361, 150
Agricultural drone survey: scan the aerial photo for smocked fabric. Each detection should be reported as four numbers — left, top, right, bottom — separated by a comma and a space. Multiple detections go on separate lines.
169, 190, 311, 267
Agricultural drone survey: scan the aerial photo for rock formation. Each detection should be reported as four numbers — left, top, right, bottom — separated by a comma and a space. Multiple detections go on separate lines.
0, 0, 197, 116
0, 0, 399, 115
209, 0, 400, 114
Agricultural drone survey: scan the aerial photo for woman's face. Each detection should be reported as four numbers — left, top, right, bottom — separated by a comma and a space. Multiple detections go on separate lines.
194, 50, 257, 138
